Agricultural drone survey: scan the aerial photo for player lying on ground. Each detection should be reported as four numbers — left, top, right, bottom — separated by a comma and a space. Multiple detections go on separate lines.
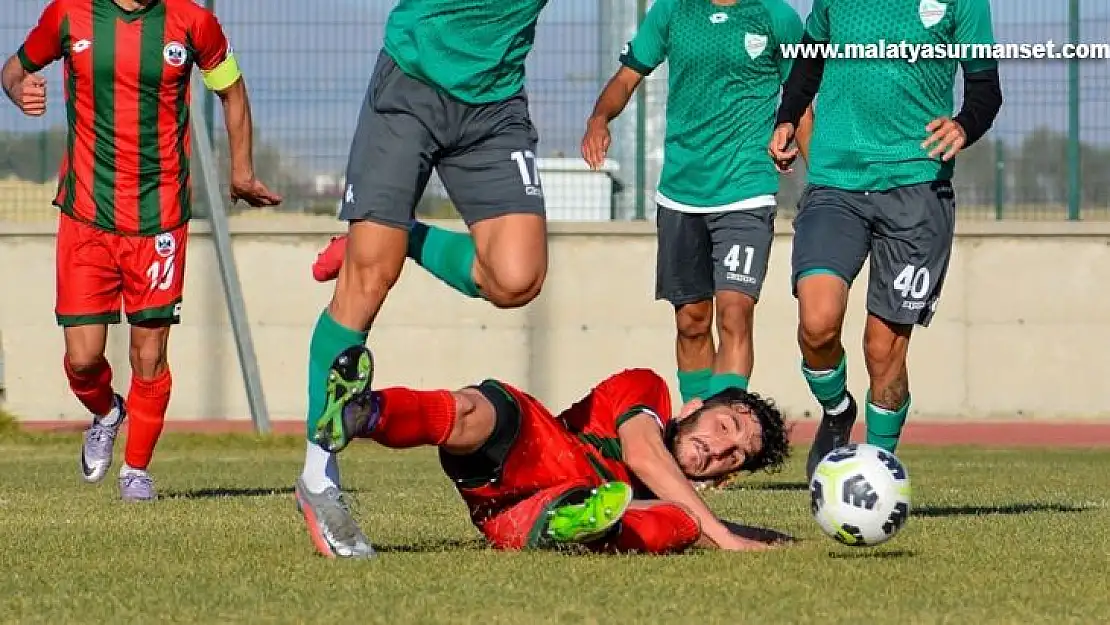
298, 0, 559, 559
2, 0, 281, 501
582, 0, 809, 439
768, 0, 1002, 479
297, 352, 791, 558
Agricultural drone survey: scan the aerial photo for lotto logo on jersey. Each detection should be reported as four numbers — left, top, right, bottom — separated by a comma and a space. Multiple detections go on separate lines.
163, 42, 188, 67
918, 0, 947, 28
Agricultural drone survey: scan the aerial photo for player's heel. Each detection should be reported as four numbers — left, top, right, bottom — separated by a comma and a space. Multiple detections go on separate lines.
312, 345, 375, 453
545, 482, 634, 544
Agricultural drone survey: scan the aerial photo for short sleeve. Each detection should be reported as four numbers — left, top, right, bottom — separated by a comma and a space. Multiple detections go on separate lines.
805, 0, 831, 42
602, 369, 673, 431
17, 1, 65, 73
619, 0, 676, 76
192, 9, 241, 91
955, 0, 998, 74
769, 1, 804, 83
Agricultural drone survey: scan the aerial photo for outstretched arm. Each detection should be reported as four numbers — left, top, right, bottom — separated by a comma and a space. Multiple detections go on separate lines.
618, 414, 771, 551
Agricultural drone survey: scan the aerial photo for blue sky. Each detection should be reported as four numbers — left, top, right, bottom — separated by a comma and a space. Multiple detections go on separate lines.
1, 0, 1107, 175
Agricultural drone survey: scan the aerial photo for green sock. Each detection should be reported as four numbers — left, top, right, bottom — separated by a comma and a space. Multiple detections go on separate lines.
706, 373, 750, 396
306, 310, 368, 438
801, 354, 848, 411
676, 368, 713, 403
865, 392, 910, 453
407, 221, 481, 298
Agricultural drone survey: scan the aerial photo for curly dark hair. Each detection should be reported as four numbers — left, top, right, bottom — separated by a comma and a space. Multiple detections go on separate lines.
667, 387, 791, 475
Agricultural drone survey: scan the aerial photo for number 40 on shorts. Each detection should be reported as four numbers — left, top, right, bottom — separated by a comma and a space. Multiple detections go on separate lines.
893, 264, 930, 299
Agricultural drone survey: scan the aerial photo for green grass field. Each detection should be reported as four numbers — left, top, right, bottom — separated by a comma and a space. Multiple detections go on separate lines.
2, 432, 1108, 624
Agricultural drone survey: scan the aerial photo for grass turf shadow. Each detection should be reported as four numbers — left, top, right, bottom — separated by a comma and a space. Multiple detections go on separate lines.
911, 502, 1093, 518
729, 481, 810, 492
827, 549, 915, 560
163, 486, 369, 500
373, 538, 489, 554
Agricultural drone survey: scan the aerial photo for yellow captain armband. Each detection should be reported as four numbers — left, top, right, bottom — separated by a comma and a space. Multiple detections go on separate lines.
202, 52, 241, 92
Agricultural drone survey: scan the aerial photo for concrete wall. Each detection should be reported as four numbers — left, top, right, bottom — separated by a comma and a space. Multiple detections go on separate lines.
3, 217, 1110, 423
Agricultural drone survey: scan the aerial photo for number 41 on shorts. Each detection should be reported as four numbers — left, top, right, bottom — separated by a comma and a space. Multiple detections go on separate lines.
723, 244, 755, 275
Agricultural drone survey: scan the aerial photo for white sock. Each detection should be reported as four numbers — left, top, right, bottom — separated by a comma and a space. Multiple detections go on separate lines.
120, 464, 147, 476
97, 396, 123, 427
301, 441, 341, 493
827, 396, 851, 416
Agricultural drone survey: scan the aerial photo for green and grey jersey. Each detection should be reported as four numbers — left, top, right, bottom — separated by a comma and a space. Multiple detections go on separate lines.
621, 0, 802, 212
805, 0, 998, 192
383, 0, 549, 105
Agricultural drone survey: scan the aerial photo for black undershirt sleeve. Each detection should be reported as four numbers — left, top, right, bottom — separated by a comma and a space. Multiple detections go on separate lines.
953, 67, 1003, 147
775, 32, 825, 128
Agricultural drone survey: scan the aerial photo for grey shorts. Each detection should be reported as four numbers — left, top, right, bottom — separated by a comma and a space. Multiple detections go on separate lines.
791, 181, 956, 327
338, 52, 546, 228
655, 205, 776, 306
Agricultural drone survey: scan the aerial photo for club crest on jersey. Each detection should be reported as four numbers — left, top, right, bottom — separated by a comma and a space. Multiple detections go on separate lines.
163, 42, 188, 67
918, 0, 947, 28
155, 233, 176, 258
72, 39, 91, 54
709, 12, 729, 24
745, 33, 768, 59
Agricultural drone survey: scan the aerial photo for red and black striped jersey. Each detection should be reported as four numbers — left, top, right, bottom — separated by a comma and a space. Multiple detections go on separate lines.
18, 0, 233, 235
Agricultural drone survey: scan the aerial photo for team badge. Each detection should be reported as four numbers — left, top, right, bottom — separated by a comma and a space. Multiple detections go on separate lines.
745, 33, 768, 59
155, 233, 176, 258
709, 12, 728, 24
918, 0, 947, 29
163, 42, 188, 67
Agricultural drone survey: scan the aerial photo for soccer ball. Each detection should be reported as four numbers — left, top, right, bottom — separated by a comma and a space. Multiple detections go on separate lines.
809, 443, 912, 547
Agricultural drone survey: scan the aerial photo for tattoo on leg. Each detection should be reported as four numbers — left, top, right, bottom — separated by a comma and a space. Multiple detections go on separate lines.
874, 368, 909, 411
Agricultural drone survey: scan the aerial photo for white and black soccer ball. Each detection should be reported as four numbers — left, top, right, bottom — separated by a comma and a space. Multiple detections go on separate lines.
809, 443, 912, 547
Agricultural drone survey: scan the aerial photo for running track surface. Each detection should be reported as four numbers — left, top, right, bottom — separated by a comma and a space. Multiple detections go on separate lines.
17, 420, 1110, 447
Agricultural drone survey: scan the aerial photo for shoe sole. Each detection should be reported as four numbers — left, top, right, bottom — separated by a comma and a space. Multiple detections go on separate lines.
313, 347, 375, 452
556, 483, 635, 544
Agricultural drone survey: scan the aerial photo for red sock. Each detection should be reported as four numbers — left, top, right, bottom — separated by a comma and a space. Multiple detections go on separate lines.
368, 388, 456, 448
64, 357, 115, 417
123, 369, 172, 470
607, 503, 702, 554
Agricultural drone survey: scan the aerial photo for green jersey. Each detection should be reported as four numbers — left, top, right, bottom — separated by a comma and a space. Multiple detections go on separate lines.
805, 0, 997, 191
383, 0, 549, 105
622, 0, 802, 212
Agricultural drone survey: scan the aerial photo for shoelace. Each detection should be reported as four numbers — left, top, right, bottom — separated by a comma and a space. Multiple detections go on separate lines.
120, 473, 151, 489
87, 425, 116, 446
319, 489, 360, 542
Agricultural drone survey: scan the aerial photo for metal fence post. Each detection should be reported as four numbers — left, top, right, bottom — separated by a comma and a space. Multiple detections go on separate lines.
633, 0, 647, 220
1067, 0, 1081, 220
994, 140, 1005, 220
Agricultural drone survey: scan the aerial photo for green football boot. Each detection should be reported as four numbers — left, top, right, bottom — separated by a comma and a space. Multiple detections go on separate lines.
545, 482, 634, 544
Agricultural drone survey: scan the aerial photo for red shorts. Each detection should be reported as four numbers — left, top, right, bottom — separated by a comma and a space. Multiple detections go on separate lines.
55, 213, 188, 326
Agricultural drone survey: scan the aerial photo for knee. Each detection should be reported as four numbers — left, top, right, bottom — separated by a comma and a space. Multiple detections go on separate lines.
715, 296, 755, 342
481, 262, 546, 309
65, 354, 105, 376
675, 301, 713, 342
797, 302, 843, 352
129, 338, 167, 378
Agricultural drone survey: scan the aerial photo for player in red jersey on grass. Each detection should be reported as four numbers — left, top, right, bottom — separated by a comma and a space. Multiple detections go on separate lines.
2, 0, 281, 501
308, 352, 792, 556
